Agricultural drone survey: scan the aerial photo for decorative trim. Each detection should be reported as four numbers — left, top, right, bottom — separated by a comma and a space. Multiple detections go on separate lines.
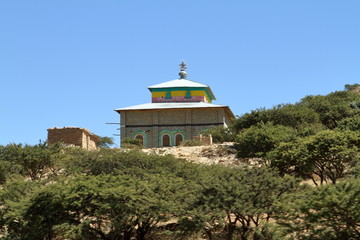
160, 132, 172, 146
126, 123, 224, 128
152, 96, 206, 103
174, 132, 184, 146
150, 87, 213, 102
159, 130, 186, 147
131, 130, 147, 147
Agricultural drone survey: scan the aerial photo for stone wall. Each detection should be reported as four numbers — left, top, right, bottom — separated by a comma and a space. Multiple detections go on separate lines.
47, 127, 100, 150
120, 107, 230, 148
193, 134, 213, 145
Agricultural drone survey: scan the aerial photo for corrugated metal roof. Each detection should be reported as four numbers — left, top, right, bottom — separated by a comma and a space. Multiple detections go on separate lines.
148, 79, 208, 89
115, 102, 228, 111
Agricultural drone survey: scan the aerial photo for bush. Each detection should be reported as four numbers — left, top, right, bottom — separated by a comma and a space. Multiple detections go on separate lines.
202, 127, 235, 143
121, 138, 143, 149
181, 140, 203, 146
235, 122, 296, 158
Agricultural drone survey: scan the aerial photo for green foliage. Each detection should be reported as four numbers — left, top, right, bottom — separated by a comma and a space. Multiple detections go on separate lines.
97, 136, 116, 148
186, 165, 299, 240
0, 176, 42, 239
180, 139, 203, 146
121, 137, 143, 149
0, 142, 62, 181
337, 116, 360, 131
275, 179, 360, 240
267, 104, 320, 129
233, 104, 320, 133
301, 91, 360, 129
232, 108, 270, 133
345, 83, 360, 91
233, 89, 360, 133
6, 173, 198, 240
1, 84, 360, 239
203, 126, 235, 143
235, 122, 296, 158
63, 148, 200, 180
270, 129, 360, 185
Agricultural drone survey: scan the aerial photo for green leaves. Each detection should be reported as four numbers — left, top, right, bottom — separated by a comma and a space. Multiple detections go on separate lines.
189, 165, 299, 240
275, 179, 360, 240
235, 122, 296, 158
270, 130, 360, 185
0, 142, 62, 181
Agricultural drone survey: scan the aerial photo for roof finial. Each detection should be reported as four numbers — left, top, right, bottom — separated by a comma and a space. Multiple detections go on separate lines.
178, 60, 188, 79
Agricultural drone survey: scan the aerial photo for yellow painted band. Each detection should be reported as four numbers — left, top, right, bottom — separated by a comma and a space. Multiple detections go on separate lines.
152, 90, 207, 98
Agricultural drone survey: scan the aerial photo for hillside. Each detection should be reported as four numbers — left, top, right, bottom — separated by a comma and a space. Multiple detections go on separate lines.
1, 85, 360, 240
142, 143, 238, 165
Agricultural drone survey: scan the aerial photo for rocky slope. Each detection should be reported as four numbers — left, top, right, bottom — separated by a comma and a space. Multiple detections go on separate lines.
142, 142, 239, 165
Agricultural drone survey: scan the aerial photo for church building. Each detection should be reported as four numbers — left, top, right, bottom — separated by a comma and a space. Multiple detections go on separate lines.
115, 62, 234, 148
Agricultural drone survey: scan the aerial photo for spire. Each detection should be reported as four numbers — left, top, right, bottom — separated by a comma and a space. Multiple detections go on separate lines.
178, 60, 188, 79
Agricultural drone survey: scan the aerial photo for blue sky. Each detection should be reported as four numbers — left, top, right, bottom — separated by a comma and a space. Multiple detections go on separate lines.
1, 0, 359, 146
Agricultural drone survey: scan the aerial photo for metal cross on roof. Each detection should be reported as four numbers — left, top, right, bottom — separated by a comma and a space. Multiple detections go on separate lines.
179, 60, 187, 71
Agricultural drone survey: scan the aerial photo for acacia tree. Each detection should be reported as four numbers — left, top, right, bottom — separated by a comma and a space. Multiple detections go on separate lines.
186, 165, 298, 240
301, 91, 360, 129
337, 116, 360, 131
0, 142, 62, 180
12, 172, 198, 240
235, 122, 296, 159
0, 176, 42, 239
270, 129, 360, 185
96, 136, 116, 148
275, 179, 360, 240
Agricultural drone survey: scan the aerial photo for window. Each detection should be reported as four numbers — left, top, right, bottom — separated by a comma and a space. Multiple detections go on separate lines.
186, 91, 191, 99
175, 134, 183, 146
165, 92, 172, 99
162, 134, 170, 147
135, 134, 144, 146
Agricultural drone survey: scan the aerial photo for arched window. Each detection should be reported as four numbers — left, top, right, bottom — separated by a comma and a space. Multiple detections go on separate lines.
165, 92, 172, 99
186, 91, 191, 99
175, 134, 183, 146
162, 134, 170, 147
135, 134, 144, 146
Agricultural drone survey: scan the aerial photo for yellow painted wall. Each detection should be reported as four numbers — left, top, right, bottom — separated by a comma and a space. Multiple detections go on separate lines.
152, 90, 210, 102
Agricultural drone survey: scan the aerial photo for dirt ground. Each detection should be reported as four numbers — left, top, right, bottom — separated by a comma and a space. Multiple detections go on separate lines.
142, 142, 239, 165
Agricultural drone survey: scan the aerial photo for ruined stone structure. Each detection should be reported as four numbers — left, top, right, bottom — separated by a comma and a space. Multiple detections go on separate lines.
193, 134, 213, 145
47, 127, 100, 150
115, 62, 234, 148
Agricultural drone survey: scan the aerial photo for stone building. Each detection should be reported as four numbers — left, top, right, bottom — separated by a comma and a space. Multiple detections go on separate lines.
115, 62, 235, 148
47, 127, 100, 150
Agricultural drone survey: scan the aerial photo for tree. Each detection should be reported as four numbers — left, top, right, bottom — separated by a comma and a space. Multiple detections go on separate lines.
96, 136, 116, 148
17, 173, 197, 240
186, 165, 298, 240
275, 179, 360, 240
232, 104, 320, 134
345, 83, 360, 91
121, 138, 143, 149
266, 104, 320, 129
0, 176, 41, 239
0, 142, 62, 180
270, 129, 360, 185
202, 126, 235, 143
235, 122, 296, 159
337, 116, 360, 131
301, 91, 360, 129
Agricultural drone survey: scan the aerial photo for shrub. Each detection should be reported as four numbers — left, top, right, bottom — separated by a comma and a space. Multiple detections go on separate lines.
181, 140, 203, 146
121, 138, 143, 149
